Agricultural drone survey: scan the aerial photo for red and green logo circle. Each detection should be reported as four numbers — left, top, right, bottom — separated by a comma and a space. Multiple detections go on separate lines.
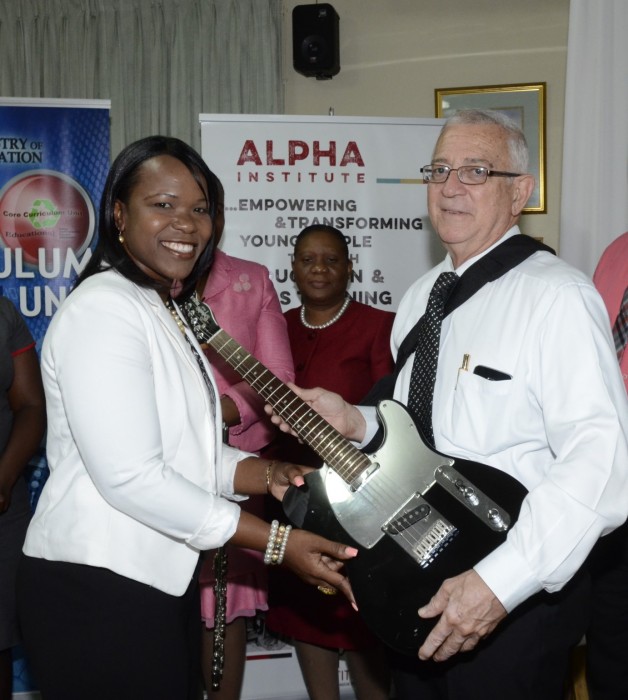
0, 170, 95, 265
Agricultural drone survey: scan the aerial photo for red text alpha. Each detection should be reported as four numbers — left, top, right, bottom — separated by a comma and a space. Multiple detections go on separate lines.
236, 140, 365, 168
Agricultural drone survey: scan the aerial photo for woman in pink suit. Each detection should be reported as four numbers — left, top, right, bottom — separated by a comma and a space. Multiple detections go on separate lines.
195, 180, 294, 700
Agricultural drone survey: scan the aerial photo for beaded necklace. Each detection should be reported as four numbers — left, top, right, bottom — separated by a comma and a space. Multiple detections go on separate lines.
299, 295, 351, 330
165, 298, 186, 335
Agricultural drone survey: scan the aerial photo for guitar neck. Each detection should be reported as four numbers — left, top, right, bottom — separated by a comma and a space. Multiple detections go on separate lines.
206, 327, 371, 483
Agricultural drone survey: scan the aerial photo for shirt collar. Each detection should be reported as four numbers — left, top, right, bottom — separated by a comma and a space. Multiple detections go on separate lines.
444, 225, 521, 275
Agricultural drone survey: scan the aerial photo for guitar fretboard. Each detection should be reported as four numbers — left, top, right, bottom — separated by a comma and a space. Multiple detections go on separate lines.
181, 298, 372, 485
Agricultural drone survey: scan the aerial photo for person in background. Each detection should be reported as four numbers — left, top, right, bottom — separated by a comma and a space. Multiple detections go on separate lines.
586, 230, 628, 699
15, 136, 357, 700
267, 111, 628, 700
0, 298, 45, 700
265, 225, 394, 700
193, 177, 295, 700
592, 231, 628, 392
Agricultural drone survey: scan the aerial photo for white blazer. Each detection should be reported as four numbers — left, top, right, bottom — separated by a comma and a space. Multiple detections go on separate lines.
24, 270, 250, 596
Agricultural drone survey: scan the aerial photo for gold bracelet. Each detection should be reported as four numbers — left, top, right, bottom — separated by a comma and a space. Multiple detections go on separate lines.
265, 461, 274, 494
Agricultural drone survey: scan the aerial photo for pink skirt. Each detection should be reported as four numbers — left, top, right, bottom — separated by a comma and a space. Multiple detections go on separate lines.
199, 544, 268, 628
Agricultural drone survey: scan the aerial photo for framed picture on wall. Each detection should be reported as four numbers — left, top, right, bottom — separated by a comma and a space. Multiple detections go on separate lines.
434, 83, 546, 213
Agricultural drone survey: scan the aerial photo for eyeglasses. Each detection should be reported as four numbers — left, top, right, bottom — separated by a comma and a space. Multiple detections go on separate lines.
420, 165, 522, 185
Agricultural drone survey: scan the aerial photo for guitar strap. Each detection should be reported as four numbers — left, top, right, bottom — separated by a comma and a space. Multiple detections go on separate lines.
361, 234, 555, 407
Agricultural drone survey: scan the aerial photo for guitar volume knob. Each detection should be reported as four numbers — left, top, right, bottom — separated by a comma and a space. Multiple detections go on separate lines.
454, 479, 480, 506
487, 508, 507, 531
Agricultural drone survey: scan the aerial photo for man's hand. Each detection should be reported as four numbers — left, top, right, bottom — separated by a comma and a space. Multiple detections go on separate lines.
417, 569, 507, 662
265, 383, 367, 442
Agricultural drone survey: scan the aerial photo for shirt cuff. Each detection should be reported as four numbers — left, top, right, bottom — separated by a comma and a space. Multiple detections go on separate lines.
474, 538, 542, 612
356, 406, 379, 448
187, 497, 241, 551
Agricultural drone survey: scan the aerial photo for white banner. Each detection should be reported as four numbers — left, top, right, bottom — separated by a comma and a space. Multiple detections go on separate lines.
200, 114, 445, 312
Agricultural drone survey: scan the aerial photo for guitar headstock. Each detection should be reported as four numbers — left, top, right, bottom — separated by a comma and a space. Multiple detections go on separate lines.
179, 296, 221, 343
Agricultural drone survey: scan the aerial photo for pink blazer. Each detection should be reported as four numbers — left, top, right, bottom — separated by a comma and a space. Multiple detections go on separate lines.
199, 249, 295, 452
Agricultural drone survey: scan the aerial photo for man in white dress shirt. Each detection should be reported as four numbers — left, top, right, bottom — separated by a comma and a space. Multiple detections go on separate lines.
270, 109, 628, 699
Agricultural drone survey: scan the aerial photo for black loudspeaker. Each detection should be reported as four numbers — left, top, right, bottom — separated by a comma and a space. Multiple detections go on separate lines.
292, 3, 340, 80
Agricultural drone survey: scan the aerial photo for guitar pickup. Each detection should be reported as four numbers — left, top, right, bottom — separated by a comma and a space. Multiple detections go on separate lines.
382, 494, 458, 569
383, 502, 431, 535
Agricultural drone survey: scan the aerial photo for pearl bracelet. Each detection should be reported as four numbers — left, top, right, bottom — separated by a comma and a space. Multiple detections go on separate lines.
264, 519, 292, 565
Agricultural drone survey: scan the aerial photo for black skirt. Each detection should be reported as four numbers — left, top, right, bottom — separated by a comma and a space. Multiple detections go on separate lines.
17, 554, 201, 700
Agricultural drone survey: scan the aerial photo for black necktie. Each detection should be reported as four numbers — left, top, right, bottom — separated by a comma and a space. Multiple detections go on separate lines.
613, 287, 628, 361
407, 271, 459, 446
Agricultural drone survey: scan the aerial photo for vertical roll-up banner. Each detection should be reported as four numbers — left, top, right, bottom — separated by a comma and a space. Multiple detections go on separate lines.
200, 114, 445, 315
200, 113, 444, 700
0, 97, 110, 698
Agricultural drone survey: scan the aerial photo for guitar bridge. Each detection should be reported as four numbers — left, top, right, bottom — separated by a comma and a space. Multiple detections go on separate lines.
383, 494, 458, 569
413, 520, 458, 568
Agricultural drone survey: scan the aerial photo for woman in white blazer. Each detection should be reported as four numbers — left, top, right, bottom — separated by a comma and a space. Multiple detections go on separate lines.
16, 136, 356, 700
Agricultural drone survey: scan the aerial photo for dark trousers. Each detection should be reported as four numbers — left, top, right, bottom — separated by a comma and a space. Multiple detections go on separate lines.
389, 571, 591, 700
17, 555, 201, 700
586, 523, 628, 700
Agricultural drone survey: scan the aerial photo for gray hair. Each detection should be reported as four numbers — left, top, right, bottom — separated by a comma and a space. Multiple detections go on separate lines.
439, 109, 529, 174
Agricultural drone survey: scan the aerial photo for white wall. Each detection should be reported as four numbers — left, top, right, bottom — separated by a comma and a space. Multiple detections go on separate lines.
281, 0, 570, 251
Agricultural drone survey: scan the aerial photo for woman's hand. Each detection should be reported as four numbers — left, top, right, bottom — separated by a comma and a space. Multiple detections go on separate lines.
219, 395, 241, 428
233, 457, 312, 500
264, 383, 367, 443
282, 528, 358, 607
229, 511, 358, 607
266, 460, 311, 501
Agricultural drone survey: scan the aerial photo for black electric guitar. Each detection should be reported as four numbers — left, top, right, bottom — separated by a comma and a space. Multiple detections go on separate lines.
179, 296, 527, 656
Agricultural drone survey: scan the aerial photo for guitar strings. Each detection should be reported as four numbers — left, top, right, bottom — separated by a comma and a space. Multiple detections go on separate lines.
212, 333, 438, 558
221, 333, 442, 552
181, 300, 438, 562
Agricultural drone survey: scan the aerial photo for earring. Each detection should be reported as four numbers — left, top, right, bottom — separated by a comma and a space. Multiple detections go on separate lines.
118, 230, 125, 244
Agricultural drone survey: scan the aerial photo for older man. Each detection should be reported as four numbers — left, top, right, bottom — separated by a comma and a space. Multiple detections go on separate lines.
270, 110, 628, 699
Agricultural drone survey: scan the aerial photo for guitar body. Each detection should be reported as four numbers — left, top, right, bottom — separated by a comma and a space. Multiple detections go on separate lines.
282, 400, 527, 656
178, 297, 528, 656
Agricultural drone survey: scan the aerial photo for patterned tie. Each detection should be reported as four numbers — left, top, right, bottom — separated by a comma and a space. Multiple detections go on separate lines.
613, 287, 628, 361
407, 271, 459, 446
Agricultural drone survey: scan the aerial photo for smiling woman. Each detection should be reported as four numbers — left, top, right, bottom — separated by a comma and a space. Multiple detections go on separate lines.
15, 136, 359, 700
114, 155, 213, 295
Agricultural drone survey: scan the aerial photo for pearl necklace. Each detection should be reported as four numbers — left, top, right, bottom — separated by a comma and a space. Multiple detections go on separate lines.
300, 295, 351, 330
165, 298, 186, 335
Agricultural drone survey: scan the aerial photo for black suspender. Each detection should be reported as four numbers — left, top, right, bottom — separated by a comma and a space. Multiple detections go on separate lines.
361, 235, 555, 406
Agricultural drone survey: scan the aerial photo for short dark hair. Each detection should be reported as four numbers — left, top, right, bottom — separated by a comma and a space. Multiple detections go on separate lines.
294, 224, 349, 260
75, 135, 219, 299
